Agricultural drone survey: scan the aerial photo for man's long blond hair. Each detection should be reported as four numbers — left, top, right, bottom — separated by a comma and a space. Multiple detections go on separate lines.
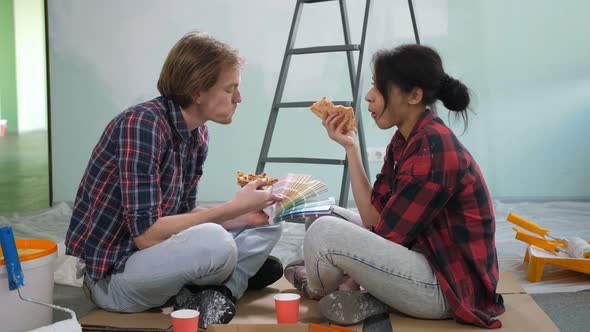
158, 32, 244, 108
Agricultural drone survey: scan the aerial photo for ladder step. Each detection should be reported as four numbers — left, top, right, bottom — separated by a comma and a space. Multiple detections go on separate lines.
302, 0, 337, 3
289, 44, 360, 55
275, 101, 352, 108
265, 157, 346, 165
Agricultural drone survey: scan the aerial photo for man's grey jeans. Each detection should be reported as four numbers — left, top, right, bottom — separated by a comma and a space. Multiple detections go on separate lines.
84, 222, 282, 312
304, 208, 451, 319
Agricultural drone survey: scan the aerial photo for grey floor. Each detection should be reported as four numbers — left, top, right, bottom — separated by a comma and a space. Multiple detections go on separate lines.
50, 219, 590, 332
0, 130, 50, 212
51, 261, 590, 332
530, 291, 590, 332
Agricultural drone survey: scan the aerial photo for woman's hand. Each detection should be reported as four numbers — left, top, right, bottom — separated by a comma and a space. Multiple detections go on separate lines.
322, 112, 357, 149
230, 178, 282, 214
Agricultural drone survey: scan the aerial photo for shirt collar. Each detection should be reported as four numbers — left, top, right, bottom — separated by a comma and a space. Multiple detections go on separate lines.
161, 96, 195, 143
391, 108, 438, 146
409, 108, 437, 139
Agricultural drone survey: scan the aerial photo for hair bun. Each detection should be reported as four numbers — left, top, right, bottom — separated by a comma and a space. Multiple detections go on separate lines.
437, 75, 470, 112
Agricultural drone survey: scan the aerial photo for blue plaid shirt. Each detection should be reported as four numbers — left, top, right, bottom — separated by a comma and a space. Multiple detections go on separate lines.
65, 96, 208, 281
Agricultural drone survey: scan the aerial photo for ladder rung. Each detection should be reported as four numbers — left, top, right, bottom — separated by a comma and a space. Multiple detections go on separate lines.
289, 45, 360, 55
276, 101, 352, 108
265, 157, 346, 165
302, 0, 337, 3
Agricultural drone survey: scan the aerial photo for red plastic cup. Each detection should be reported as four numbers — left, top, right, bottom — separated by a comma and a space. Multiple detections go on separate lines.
171, 309, 199, 332
0, 120, 7, 138
274, 293, 301, 323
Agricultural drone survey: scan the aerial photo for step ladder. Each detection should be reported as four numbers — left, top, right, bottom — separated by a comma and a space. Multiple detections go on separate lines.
256, 0, 373, 207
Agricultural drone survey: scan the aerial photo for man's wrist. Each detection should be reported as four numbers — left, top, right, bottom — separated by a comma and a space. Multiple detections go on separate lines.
218, 199, 246, 220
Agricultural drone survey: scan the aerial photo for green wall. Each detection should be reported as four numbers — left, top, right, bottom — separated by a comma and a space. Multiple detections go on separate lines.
0, 0, 18, 133
47, 0, 590, 203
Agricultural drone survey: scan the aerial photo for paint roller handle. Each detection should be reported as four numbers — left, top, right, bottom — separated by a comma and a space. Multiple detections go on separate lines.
512, 227, 562, 255
0, 226, 25, 290
507, 213, 554, 238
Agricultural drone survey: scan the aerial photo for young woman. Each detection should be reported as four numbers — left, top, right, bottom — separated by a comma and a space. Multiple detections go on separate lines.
284, 44, 505, 328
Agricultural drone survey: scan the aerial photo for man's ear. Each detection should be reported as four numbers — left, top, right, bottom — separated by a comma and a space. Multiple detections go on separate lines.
407, 87, 423, 105
193, 92, 201, 105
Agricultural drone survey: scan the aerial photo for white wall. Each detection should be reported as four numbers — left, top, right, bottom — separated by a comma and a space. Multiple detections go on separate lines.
47, 0, 590, 203
15, 0, 47, 133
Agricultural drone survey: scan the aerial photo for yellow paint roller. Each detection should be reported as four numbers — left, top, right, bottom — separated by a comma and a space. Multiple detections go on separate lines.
565, 237, 590, 259
507, 213, 590, 258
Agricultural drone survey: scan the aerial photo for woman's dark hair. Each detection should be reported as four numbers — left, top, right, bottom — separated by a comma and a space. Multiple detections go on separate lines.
372, 44, 470, 127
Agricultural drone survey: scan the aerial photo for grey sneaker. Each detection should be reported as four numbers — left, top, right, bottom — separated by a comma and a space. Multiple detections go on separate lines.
174, 288, 235, 329
318, 290, 389, 325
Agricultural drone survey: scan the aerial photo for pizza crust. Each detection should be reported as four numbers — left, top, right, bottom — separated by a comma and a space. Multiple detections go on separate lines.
237, 171, 278, 188
309, 97, 357, 132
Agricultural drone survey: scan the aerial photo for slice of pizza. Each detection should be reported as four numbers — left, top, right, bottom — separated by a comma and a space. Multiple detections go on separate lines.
237, 171, 279, 188
309, 97, 357, 132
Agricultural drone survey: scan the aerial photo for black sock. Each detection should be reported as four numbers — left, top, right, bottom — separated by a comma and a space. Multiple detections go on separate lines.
247, 255, 283, 290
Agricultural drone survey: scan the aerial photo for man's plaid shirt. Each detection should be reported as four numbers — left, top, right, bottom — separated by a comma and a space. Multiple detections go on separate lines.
66, 96, 208, 282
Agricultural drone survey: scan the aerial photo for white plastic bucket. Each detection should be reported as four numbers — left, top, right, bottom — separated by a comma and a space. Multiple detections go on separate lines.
0, 239, 58, 332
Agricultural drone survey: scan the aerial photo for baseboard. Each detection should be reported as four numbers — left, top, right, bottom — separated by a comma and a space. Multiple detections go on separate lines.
198, 198, 590, 208
493, 196, 590, 203
57, 198, 589, 209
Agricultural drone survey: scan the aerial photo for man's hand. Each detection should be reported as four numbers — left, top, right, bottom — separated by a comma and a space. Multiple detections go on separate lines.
242, 211, 271, 226
134, 181, 282, 250
221, 211, 271, 229
231, 178, 282, 214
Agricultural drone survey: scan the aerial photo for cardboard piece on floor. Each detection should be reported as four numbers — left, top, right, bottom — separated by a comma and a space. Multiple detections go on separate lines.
387, 293, 558, 332
80, 308, 172, 331
496, 271, 525, 294
232, 277, 325, 324
79, 272, 553, 332
227, 277, 362, 331
207, 324, 352, 332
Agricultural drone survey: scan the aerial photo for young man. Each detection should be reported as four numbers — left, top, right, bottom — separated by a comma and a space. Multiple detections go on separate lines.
65, 32, 284, 329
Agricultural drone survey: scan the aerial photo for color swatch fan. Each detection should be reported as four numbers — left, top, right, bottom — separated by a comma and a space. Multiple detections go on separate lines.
264, 173, 330, 223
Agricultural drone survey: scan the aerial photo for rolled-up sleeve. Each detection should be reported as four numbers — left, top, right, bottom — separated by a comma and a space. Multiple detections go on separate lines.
371, 150, 394, 213
115, 112, 164, 237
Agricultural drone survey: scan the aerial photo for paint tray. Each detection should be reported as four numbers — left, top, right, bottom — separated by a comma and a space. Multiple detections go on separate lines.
523, 241, 590, 282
